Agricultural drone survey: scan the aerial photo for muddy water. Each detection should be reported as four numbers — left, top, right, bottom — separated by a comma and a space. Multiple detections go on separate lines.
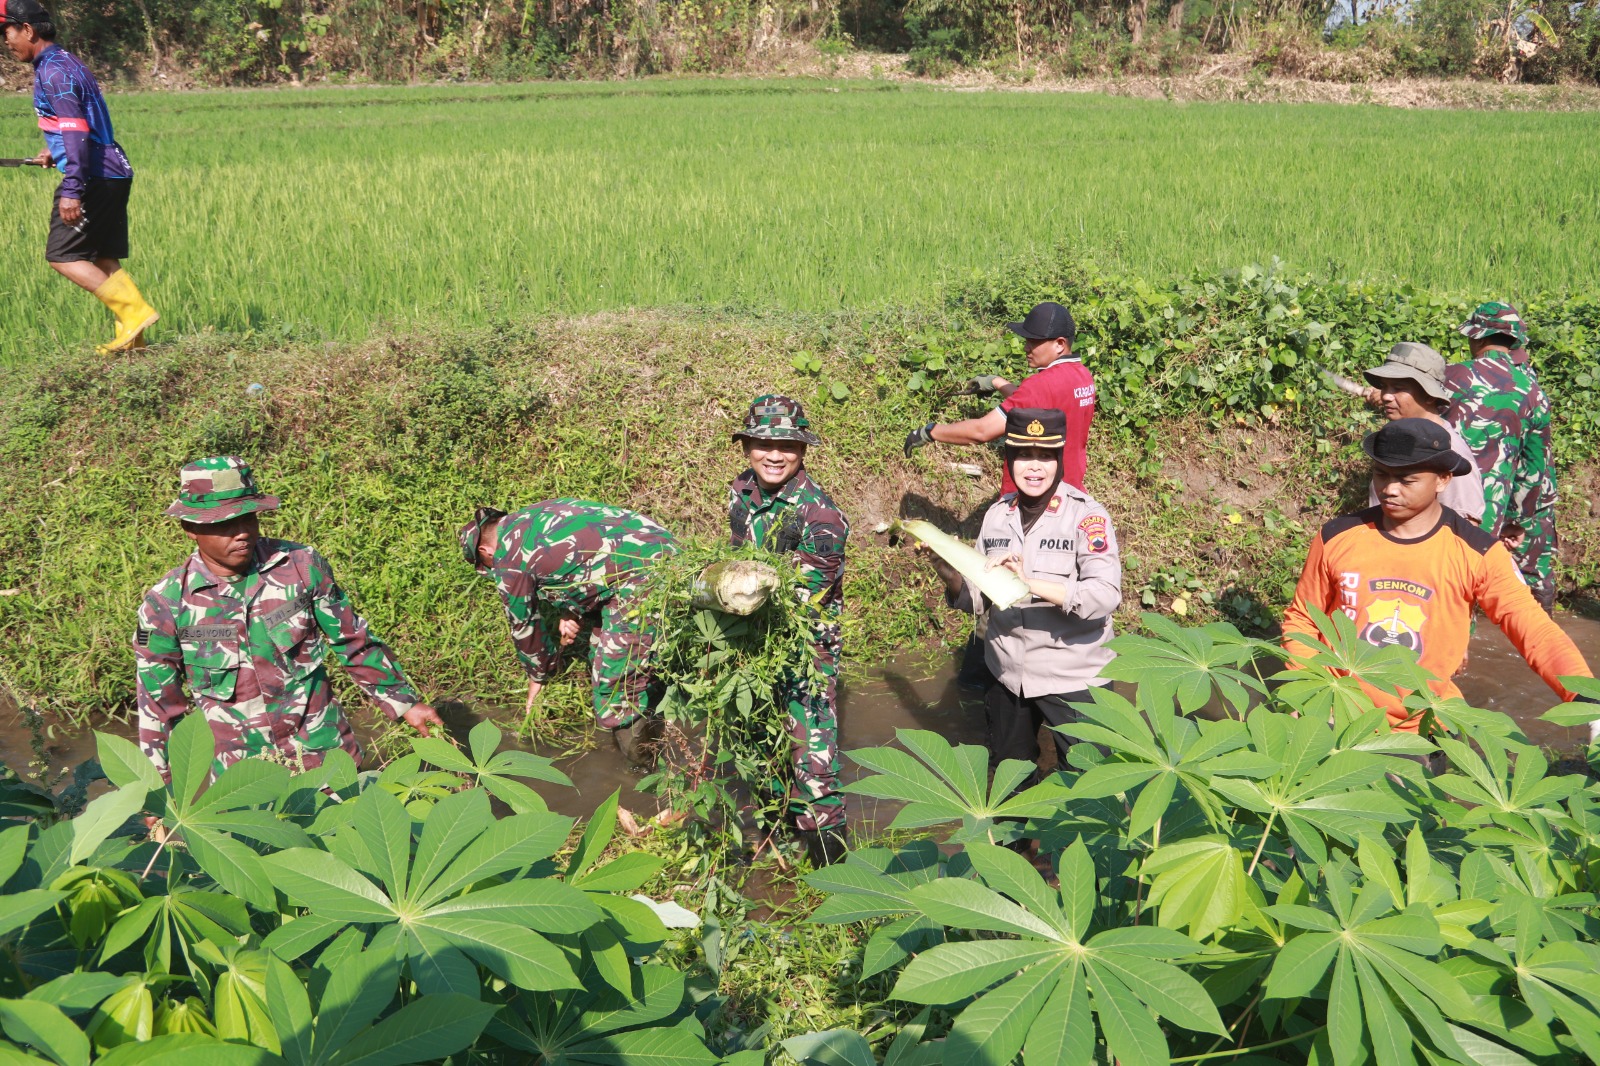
7, 616, 1599, 828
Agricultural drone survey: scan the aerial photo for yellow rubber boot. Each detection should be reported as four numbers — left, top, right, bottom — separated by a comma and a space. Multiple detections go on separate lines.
92, 269, 159, 354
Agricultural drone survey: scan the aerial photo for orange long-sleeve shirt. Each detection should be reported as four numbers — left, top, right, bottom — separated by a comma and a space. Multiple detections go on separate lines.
1281, 506, 1591, 730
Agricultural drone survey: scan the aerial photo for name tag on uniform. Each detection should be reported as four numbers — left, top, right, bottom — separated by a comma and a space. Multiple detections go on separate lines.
260, 589, 315, 629
178, 624, 236, 643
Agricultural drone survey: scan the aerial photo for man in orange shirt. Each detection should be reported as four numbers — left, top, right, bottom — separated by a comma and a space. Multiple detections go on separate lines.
1281, 418, 1593, 734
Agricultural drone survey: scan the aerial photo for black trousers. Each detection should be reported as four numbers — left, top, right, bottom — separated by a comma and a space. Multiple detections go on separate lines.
983, 682, 1092, 777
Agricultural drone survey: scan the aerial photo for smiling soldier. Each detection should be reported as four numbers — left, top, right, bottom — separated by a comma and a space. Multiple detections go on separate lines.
133, 457, 442, 779
728, 394, 850, 865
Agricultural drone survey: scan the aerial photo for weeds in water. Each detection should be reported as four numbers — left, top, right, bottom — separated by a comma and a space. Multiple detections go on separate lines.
634, 542, 820, 859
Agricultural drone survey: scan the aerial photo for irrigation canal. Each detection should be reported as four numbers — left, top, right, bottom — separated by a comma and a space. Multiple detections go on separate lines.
8, 616, 1598, 833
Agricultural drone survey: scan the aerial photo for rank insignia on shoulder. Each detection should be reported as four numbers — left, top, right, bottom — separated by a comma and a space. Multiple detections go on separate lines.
1047, 496, 1062, 513
135, 627, 152, 647
1078, 514, 1109, 553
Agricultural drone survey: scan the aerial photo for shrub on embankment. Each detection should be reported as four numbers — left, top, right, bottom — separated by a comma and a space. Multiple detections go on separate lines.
1, 257, 1596, 731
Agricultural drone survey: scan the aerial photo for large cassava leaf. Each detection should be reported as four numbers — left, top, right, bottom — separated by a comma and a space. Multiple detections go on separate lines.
878, 839, 1223, 1066
91, 1034, 281, 1065
0, 997, 89, 1066
324, 994, 496, 1066
842, 730, 1061, 842
1264, 861, 1476, 1065
261, 787, 587, 992
1060, 687, 1278, 839
410, 720, 570, 815
1100, 614, 1280, 718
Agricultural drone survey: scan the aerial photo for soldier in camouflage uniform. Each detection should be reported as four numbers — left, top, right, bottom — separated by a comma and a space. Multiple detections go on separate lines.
133, 457, 443, 779
459, 500, 679, 760
728, 395, 849, 864
1445, 303, 1560, 611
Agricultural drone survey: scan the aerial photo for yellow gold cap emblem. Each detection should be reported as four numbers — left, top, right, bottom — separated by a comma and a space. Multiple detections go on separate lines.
1026, 419, 1044, 437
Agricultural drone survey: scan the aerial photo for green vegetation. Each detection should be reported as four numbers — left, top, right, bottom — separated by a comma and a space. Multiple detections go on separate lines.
0, 712, 745, 1063
5, 82, 1600, 366
2, 253, 1597, 734
39, 0, 1600, 86
798, 616, 1600, 1064
6, 612, 1600, 1063
637, 545, 823, 853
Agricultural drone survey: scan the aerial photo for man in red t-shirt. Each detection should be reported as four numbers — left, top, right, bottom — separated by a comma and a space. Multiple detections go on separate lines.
903, 302, 1096, 494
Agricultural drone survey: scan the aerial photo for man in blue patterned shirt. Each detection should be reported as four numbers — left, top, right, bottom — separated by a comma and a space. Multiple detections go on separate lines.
3, 0, 158, 353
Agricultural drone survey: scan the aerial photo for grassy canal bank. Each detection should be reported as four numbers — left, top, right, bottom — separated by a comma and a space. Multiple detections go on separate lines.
2, 253, 1597, 738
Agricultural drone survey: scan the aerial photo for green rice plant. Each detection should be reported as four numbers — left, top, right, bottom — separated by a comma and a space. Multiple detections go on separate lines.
5, 81, 1600, 367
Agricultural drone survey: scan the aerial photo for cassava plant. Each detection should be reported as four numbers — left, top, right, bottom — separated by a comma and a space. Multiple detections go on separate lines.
0, 712, 721, 1064
798, 610, 1600, 1065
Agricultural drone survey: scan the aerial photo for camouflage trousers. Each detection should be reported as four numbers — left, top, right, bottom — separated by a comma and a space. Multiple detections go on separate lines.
777, 625, 846, 832
589, 587, 663, 730
1507, 510, 1558, 612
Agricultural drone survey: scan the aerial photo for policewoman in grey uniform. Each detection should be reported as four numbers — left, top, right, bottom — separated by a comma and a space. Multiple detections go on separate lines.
924, 407, 1121, 776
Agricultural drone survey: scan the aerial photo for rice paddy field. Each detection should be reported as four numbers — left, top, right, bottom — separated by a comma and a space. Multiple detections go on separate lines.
1, 78, 1599, 365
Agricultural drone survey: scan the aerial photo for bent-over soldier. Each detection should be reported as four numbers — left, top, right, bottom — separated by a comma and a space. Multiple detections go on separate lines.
460, 499, 679, 761
1445, 302, 1559, 610
133, 457, 442, 779
728, 395, 850, 864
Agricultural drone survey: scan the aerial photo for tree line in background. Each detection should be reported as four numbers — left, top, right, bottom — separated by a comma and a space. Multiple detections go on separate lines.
24, 0, 1600, 86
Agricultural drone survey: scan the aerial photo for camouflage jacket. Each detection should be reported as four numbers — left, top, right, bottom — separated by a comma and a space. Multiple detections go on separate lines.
133, 539, 422, 778
484, 500, 679, 681
1445, 349, 1558, 537
728, 468, 848, 617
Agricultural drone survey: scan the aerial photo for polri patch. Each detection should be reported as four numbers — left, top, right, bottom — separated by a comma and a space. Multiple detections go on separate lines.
1078, 514, 1109, 553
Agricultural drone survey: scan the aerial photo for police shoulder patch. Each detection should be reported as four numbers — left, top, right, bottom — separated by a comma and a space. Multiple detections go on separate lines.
1078, 513, 1110, 553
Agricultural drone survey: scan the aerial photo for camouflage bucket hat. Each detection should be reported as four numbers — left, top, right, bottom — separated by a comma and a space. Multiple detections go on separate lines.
1458, 302, 1528, 346
732, 394, 821, 446
164, 456, 280, 524
458, 506, 508, 569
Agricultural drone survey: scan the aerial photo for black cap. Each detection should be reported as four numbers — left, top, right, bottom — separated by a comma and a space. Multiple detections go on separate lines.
1362, 418, 1471, 476
1006, 302, 1076, 343
0, 0, 51, 26
1003, 407, 1067, 448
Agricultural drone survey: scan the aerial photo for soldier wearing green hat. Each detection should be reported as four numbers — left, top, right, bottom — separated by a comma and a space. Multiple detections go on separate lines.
133, 457, 443, 780
459, 500, 679, 764
1444, 302, 1560, 610
728, 394, 850, 864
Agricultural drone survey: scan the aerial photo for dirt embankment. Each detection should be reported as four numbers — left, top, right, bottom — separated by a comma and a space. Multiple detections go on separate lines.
8, 44, 1598, 111
751, 48, 1600, 110
1, 311, 1595, 731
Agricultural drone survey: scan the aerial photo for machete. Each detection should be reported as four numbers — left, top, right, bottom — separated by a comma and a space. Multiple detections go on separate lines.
1317, 365, 1369, 398
0, 159, 49, 167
